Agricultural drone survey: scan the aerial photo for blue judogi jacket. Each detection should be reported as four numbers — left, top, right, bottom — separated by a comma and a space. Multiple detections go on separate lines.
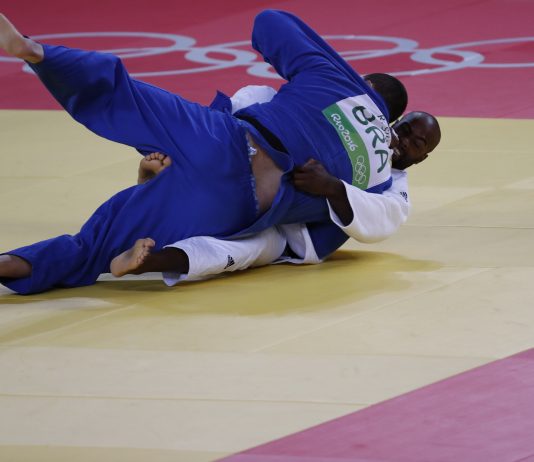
217, 10, 394, 258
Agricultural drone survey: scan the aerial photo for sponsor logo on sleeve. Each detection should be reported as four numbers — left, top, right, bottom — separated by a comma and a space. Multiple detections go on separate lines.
224, 255, 235, 269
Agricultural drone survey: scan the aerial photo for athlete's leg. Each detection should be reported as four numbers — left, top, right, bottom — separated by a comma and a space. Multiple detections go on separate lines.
1, 167, 257, 295
0, 254, 31, 278
2, 14, 241, 162
0, 187, 136, 294
1, 235, 94, 294
110, 238, 189, 277
0, 14, 42, 62
2, 14, 261, 237
27, 44, 253, 185
137, 154, 172, 184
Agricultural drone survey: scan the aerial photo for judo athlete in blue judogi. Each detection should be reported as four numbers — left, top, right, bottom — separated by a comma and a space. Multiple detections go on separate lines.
0, 10, 406, 294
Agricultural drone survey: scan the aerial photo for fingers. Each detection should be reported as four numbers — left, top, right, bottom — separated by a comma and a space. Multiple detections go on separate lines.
291, 157, 336, 196
291, 169, 314, 188
293, 158, 318, 174
301, 158, 319, 168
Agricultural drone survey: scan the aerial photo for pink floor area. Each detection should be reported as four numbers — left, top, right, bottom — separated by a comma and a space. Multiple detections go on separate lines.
219, 349, 534, 462
1, 0, 533, 118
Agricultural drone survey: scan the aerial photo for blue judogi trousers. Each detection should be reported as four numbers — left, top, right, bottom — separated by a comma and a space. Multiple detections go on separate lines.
1, 45, 267, 294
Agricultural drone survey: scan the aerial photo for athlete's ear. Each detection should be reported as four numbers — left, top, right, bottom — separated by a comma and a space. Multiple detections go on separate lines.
364, 78, 375, 89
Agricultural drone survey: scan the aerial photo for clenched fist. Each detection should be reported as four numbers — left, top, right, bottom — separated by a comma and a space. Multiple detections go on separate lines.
292, 158, 353, 225
291, 159, 342, 196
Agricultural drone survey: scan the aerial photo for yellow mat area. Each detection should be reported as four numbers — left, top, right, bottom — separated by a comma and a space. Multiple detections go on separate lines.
1, 111, 533, 461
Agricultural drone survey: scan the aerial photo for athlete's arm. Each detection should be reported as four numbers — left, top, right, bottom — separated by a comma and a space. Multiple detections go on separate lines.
292, 159, 353, 225
293, 159, 410, 243
331, 170, 410, 243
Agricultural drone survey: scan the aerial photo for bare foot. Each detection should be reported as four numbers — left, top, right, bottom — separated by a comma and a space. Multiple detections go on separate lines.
137, 153, 172, 184
0, 14, 43, 62
0, 254, 32, 278
111, 238, 156, 277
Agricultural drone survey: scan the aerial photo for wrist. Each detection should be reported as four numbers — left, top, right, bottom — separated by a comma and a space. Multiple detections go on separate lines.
325, 177, 345, 198
325, 179, 353, 226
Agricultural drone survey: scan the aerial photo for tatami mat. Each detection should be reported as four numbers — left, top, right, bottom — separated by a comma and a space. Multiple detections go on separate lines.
1, 111, 533, 460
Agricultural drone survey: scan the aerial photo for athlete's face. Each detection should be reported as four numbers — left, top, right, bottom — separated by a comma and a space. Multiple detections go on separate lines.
391, 112, 441, 170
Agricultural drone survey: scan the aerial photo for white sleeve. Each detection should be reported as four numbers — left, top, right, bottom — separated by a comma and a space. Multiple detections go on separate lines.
230, 85, 277, 113
274, 224, 323, 265
161, 228, 287, 286
328, 170, 411, 243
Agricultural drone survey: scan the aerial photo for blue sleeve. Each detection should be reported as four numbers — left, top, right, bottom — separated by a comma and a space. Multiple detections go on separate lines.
306, 221, 349, 260
251, 9, 363, 82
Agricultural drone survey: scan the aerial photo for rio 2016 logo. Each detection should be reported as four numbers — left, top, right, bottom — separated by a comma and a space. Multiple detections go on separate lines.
353, 155, 367, 186
1, 31, 533, 77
